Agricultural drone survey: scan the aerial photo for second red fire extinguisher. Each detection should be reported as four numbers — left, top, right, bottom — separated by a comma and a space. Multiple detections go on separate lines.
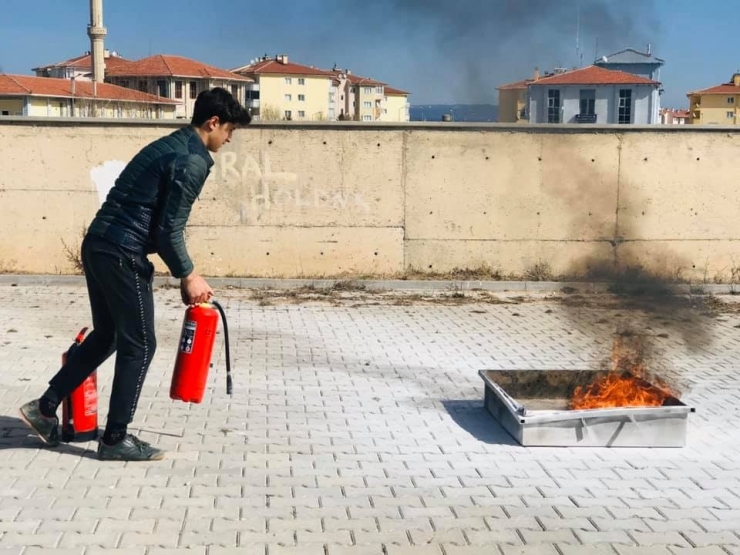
170, 300, 232, 403
61, 327, 99, 442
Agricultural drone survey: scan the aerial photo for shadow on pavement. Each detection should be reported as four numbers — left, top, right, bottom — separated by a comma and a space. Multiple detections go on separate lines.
442, 400, 519, 446
0, 415, 98, 459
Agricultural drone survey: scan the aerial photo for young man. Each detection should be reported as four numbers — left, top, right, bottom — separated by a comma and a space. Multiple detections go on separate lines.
19, 87, 251, 461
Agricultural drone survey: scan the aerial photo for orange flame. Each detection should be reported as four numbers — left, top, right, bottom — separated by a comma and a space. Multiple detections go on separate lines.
569, 333, 675, 410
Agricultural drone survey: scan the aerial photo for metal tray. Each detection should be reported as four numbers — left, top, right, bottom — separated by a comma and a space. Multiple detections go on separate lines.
479, 370, 695, 447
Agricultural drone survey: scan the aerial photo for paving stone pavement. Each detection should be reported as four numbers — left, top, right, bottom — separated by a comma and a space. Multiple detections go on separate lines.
1, 281, 739, 555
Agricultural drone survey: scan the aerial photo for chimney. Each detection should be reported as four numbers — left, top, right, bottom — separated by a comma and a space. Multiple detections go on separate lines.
87, 0, 107, 86
276, 54, 289, 65
533, 67, 540, 81
734, 73, 740, 87
647, 43, 652, 56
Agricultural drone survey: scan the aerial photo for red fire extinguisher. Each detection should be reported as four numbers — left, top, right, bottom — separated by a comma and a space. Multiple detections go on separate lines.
61, 327, 99, 442
170, 300, 232, 403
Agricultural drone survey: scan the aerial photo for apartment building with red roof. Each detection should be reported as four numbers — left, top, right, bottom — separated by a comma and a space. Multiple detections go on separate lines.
32, 50, 133, 80
232, 54, 410, 122
104, 54, 254, 120
231, 55, 332, 121
687, 73, 740, 125
0, 74, 177, 118
526, 65, 661, 124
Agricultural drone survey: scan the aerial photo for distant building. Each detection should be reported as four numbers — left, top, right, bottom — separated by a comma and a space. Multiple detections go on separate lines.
105, 55, 254, 120
328, 68, 409, 122
0, 74, 177, 118
497, 70, 537, 123
687, 73, 740, 125
32, 50, 132, 80
527, 66, 661, 124
594, 46, 665, 82
383, 86, 411, 122
660, 108, 690, 125
232, 55, 411, 122
231, 55, 332, 121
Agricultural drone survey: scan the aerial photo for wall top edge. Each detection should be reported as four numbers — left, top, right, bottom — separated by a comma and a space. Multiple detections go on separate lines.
0, 116, 738, 134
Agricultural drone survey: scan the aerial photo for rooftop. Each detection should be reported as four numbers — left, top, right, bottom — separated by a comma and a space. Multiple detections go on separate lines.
32, 51, 133, 72
384, 85, 410, 96
688, 77, 740, 96
496, 78, 533, 91
594, 47, 666, 65
530, 65, 660, 86
0, 74, 178, 104
231, 56, 331, 77
105, 54, 252, 81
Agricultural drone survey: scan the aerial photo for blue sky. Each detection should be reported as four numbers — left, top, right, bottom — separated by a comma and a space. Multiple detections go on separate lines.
0, 0, 737, 108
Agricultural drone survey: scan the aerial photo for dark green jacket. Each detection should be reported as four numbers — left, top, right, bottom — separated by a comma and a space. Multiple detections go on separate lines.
87, 126, 213, 278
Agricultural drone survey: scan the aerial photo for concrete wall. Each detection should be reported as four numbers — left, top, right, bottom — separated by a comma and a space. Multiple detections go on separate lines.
1, 118, 739, 282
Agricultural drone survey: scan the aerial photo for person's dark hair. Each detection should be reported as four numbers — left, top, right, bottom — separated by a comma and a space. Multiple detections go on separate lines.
191, 87, 252, 127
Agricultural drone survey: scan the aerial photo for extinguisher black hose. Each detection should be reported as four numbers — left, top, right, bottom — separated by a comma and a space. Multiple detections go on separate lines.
210, 300, 233, 396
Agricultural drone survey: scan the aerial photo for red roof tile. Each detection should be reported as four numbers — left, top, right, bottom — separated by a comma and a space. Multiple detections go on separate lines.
384, 86, 410, 96
347, 75, 385, 86
107, 55, 251, 81
531, 66, 659, 86
232, 59, 331, 77
687, 83, 740, 95
33, 52, 134, 72
0, 74, 178, 104
497, 78, 533, 91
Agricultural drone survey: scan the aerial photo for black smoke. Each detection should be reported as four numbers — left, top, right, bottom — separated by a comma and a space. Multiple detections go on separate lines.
333, 0, 660, 103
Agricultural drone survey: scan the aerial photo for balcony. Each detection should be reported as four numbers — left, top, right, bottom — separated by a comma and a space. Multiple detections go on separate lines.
575, 113, 597, 124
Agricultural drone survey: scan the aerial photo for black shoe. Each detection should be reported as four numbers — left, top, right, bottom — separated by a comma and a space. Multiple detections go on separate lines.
97, 434, 165, 461
18, 400, 61, 447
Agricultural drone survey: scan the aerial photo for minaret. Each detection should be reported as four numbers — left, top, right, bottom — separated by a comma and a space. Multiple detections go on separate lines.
88, 0, 107, 84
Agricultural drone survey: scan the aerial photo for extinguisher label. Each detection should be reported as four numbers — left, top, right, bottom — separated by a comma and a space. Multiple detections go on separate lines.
180, 320, 197, 354
83, 376, 98, 417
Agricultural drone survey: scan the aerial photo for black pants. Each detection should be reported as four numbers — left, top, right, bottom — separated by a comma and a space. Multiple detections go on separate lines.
48, 234, 157, 425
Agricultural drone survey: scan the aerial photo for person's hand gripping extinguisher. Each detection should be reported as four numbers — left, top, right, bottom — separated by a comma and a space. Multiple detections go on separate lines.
180, 272, 213, 306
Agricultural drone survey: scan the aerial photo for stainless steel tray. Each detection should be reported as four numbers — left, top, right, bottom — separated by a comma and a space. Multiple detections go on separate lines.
479, 370, 695, 447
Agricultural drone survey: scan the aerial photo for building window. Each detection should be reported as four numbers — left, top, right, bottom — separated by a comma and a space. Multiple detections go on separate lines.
298, 94, 305, 102
284, 110, 292, 120
285, 94, 292, 102
728, 98, 735, 104
728, 111, 735, 118
362, 115, 372, 121
1, 111, 8, 116
298, 110, 305, 118
547, 89, 560, 123
157, 80, 168, 97
175, 81, 183, 99
376, 86, 383, 94
189, 81, 197, 99
119, 80, 130, 89
579, 89, 595, 115
231, 84, 239, 99
285, 78, 292, 85
363, 101, 372, 109
618, 89, 632, 124
363, 87, 373, 95
298, 78, 305, 85
138, 80, 147, 92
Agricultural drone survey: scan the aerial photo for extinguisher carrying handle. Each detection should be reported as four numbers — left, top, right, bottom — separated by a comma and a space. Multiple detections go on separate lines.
210, 299, 233, 396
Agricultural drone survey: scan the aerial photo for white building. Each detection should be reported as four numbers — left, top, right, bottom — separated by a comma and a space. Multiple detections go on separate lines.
528, 66, 661, 125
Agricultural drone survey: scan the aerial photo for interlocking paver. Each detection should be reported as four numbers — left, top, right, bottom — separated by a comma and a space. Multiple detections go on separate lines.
1, 283, 740, 554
